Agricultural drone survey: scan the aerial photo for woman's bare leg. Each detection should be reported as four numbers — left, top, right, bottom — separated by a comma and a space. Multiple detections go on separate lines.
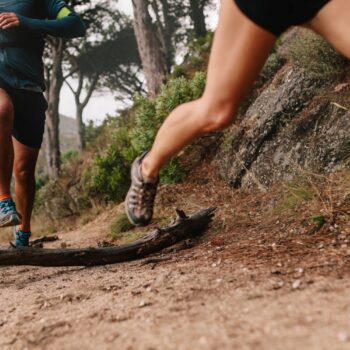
141, 0, 276, 178
307, 0, 350, 59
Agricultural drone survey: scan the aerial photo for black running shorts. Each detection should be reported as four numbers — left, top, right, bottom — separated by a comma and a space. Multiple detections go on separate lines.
0, 83, 47, 149
234, 0, 331, 36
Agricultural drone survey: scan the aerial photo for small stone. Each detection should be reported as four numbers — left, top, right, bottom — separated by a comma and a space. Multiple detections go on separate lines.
272, 281, 284, 290
292, 280, 301, 290
138, 300, 151, 308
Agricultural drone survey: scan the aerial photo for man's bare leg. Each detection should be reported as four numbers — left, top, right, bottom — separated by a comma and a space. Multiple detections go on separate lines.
0, 89, 14, 196
13, 138, 40, 232
141, 0, 276, 179
307, 0, 350, 59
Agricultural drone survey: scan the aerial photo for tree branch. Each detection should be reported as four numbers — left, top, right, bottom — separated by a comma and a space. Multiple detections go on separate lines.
0, 208, 215, 267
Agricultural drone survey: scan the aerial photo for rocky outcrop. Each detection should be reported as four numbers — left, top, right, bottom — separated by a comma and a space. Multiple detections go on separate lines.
215, 64, 350, 190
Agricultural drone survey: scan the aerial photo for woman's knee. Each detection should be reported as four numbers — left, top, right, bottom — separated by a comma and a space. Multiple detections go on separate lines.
197, 97, 238, 132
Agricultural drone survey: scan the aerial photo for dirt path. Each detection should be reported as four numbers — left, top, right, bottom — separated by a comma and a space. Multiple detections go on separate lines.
1, 166, 350, 350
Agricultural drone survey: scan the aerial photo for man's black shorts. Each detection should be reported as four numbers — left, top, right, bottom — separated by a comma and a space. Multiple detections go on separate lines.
0, 83, 47, 149
234, 0, 331, 36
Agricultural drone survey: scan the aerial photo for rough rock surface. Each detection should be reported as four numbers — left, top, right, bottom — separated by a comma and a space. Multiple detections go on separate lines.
216, 64, 349, 189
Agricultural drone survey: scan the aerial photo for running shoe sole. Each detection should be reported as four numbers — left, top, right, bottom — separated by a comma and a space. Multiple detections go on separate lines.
0, 213, 22, 228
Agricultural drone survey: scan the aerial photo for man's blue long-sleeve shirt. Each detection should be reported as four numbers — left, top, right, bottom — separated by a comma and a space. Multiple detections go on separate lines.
0, 0, 86, 91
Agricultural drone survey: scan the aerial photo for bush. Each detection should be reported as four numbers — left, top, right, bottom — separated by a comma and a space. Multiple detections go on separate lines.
132, 71, 206, 182
62, 150, 78, 163
288, 31, 347, 81
83, 127, 137, 202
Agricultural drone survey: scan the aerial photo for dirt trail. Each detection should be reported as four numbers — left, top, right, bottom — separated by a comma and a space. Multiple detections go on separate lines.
1, 165, 350, 350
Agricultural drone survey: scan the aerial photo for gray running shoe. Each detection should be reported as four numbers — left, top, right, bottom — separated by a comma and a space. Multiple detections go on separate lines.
0, 198, 21, 228
125, 152, 159, 227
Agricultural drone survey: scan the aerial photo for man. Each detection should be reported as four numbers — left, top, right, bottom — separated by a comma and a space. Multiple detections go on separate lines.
0, 0, 85, 246
125, 0, 350, 226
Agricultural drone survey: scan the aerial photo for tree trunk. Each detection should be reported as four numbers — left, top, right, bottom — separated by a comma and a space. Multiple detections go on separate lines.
189, 0, 207, 38
159, 0, 176, 72
45, 38, 65, 178
132, 0, 167, 97
76, 104, 85, 151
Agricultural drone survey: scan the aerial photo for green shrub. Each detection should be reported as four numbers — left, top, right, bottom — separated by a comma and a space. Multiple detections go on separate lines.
171, 32, 213, 79
83, 72, 207, 202
259, 52, 285, 84
131, 71, 206, 183
288, 31, 347, 81
62, 150, 78, 163
35, 173, 49, 191
83, 127, 137, 202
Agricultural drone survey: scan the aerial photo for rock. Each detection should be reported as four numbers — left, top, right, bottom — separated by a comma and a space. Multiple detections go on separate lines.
292, 279, 302, 290
215, 60, 350, 190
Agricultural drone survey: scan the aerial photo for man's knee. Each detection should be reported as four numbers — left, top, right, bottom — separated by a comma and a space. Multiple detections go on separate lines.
14, 164, 35, 182
198, 98, 237, 132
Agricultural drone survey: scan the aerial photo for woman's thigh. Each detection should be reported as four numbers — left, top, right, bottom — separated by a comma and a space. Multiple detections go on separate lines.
203, 0, 276, 110
307, 0, 350, 58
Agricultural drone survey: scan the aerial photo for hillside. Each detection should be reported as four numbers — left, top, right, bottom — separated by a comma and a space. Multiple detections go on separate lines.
0, 28, 349, 349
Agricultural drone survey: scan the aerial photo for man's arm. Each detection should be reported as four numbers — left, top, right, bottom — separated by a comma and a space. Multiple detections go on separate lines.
0, 6, 86, 38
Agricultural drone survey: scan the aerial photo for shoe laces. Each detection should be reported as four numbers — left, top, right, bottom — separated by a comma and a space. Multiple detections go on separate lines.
0, 198, 15, 214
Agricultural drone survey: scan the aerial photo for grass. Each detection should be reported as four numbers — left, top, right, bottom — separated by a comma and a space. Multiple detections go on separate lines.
274, 181, 315, 214
110, 213, 135, 241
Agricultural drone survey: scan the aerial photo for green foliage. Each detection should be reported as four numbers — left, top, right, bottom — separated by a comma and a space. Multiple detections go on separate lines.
311, 215, 326, 232
85, 120, 105, 145
62, 150, 78, 163
35, 173, 49, 191
274, 182, 315, 213
83, 71, 206, 201
259, 52, 285, 84
289, 32, 347, 81
110, 213, 135, 240
83, 127, 137, 202
132, 71, 206, 183
172, 32, 213, 79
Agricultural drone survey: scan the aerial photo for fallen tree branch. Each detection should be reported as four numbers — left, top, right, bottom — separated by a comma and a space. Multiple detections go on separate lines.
29, 235, 59, 247
0, 208, 215, 267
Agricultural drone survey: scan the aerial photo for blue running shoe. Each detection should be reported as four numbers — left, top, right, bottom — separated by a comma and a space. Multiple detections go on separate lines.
15, 230, 31, 247
0, 198, 21, 228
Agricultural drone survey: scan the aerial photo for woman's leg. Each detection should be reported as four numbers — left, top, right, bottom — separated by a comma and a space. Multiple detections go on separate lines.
141, 0, 276, 179
12, 138, 39, 232
307, 0, 350, 59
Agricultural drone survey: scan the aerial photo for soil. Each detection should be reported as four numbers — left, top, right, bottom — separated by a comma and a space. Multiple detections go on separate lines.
1, 164, 350, 350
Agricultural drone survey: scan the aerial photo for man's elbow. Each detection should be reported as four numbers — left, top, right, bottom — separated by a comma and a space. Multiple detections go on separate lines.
68, 13, 86, 38
76, 20, 86, 37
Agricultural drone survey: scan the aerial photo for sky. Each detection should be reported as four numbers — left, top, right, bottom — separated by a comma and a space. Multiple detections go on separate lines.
59, 0, 219, 123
